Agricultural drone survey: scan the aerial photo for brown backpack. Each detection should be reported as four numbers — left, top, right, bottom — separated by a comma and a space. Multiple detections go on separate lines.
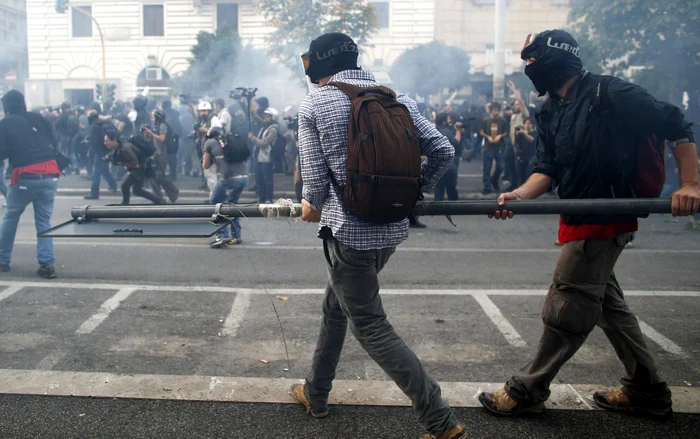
328, 82, 423, 224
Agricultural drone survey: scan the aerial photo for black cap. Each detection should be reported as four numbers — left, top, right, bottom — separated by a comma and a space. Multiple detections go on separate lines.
303, 33, 360, 84
521, 29, 581, 61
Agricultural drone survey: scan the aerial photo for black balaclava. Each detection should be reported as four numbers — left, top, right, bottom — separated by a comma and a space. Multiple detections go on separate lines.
1, 90, 27, 115
521, 29, 583, 97
303, 33, 360, 84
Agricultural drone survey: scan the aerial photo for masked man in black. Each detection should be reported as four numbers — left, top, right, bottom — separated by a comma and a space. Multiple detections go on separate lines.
480, 29, 699, 419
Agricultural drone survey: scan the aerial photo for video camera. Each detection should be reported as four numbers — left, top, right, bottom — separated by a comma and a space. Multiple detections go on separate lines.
229, 87, 258, 100
284, 115, 299, 132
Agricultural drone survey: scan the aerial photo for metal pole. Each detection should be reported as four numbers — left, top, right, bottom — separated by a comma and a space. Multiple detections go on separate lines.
71, 5, 107, 105
71, 199, 673, 221
493, 0, 506, 102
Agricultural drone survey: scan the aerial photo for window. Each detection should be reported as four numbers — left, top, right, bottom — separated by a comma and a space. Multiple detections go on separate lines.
217, 3, 239, 32
72, 6, 92, 38
369, 2, 389, 29
143, 5, 164, 37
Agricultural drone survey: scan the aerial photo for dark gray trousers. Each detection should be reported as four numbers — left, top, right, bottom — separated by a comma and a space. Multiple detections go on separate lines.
506, 232, 671, 406
305, 236, 458, 435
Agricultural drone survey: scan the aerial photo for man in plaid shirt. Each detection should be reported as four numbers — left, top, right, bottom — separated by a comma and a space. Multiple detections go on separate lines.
291, 33, 466, 439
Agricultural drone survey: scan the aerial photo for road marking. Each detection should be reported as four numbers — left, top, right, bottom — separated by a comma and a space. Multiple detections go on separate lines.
0, 369, 697, 413
472, 293, 527, 347
36, 351, 67, 370
0, 285, 24, 302
76, 288, 138, 335
222, 291, 251, 337
637, 319, 690, 359
0, 281, 697, 298
13, 240, 700, 254
568, 384, 592, 410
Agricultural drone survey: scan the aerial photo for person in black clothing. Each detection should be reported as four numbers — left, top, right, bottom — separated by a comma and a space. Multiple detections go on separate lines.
481, 29, 699, 420
512, 117, 537, 187
0, 90, 59, 279
434, 112, 463, 201
54, 102, 80, 174
161, 100, 182, 180
103, 125, 162, 205
111, 101, 133, 181
132, 96, 150, 131
142, 109, 179, 203
85, 110, 118, 199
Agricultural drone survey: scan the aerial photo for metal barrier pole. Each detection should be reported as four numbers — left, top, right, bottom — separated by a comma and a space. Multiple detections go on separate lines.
71, 199, 672, 221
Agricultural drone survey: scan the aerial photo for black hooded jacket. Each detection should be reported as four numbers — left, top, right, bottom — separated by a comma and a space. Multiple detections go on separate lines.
533, 72, 695, 225
0, 90, 57, 167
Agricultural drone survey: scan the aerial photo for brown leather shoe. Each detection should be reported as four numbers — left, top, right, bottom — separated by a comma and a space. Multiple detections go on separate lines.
479, 388, 545, 416
420, 423, 467, 439
290, 383, 328, 418
593, 388, 672, 418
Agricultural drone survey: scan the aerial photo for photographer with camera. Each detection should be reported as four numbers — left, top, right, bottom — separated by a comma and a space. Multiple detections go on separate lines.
203, 125, 250, 248
141, 109, 179, 203
103, 124, 162, 205
192, 101, 219, 190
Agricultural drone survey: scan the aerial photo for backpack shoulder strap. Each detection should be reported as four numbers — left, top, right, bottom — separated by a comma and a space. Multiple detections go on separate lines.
327, 82, 396, 101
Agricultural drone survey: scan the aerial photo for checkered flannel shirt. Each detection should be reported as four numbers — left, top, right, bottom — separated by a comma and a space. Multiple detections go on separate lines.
298, 69, 454, 250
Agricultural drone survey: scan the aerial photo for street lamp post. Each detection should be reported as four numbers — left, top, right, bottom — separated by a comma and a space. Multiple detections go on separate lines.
70, 5, 107, 104
493, 0, 506, 102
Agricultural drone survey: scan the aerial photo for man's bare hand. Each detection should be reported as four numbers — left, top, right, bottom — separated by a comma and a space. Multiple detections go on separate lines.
488, 191, 522, 220
301, 199, 321, 223
671, 183, 700, 217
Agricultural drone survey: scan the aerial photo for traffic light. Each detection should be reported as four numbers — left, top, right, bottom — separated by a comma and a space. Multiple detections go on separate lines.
55, 0, 69, 13
95, 84, 103, 101
107, 84, 117, 101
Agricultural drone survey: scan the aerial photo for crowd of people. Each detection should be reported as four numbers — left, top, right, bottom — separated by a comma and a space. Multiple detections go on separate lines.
0, 26, 699, 439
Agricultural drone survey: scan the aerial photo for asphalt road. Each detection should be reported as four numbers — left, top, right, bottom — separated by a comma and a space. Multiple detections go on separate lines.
0, 187, 698, 438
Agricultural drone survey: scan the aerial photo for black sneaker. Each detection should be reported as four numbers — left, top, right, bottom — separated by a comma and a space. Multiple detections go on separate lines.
83, 195, 99, 200
0, 265, 10, 273
290, 383, 328, 418
37, 265, 57, 279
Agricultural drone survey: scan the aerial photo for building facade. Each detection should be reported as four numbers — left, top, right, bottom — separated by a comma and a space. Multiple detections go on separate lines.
435, 0, 570, 101
0, 0, 28, 96
24, 0, 435, 108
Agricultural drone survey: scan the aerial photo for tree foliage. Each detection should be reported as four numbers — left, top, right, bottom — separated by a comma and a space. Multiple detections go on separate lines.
568, 0, 700, 104
173, 26, 278, 97
389, 41, 471, 97
259, 0, 378, 82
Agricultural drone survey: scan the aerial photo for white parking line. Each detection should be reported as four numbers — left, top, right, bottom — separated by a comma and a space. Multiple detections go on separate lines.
36, 351, 67, 370
1, 369, 698, 413
76, 288, 138, 335
0, 281, 697, 297
637, 319, 690, 359
0, 285, 24, 302
222, 291, 251, 337
472, 293, 527, 347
